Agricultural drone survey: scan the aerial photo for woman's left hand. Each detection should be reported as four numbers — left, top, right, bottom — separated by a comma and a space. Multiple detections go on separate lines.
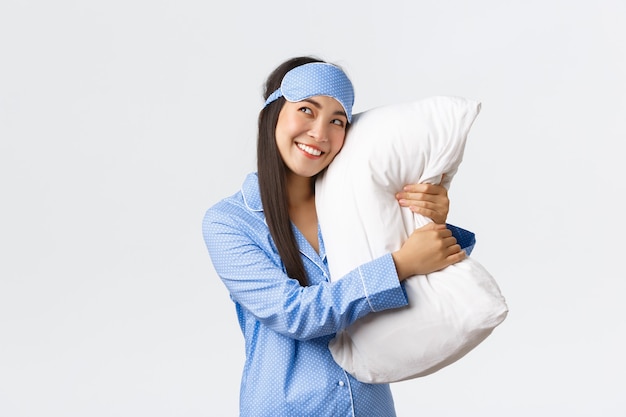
396, 179, 450, 224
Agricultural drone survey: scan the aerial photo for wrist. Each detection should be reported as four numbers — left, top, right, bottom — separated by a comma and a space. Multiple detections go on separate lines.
391, 250, 411, 282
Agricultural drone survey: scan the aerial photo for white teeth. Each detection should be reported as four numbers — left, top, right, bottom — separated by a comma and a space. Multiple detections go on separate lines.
297, 143, 322, 156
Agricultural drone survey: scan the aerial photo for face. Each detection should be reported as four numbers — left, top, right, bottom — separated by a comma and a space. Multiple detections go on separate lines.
274, 95, 348, 179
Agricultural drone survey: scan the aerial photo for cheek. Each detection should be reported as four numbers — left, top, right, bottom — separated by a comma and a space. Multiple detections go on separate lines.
277, 111, 303, 133
331, 133, 346, 153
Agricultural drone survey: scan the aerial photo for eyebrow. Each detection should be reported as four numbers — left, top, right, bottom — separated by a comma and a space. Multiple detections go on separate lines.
303, 98, 347, 118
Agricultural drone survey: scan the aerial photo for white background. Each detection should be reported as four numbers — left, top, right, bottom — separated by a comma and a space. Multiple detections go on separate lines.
1, 1, 625, 416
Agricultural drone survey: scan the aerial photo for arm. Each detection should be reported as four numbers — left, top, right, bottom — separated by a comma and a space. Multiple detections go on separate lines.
202, 206, 408, 341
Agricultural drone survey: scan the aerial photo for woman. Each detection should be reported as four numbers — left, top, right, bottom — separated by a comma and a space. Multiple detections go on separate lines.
202, 56, 469, 416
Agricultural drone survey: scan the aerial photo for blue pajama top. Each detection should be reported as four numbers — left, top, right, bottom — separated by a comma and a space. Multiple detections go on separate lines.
202, 172, 475, 417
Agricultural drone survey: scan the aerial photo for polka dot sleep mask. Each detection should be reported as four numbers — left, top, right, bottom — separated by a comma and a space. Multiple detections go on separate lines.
264, 62, 355, 122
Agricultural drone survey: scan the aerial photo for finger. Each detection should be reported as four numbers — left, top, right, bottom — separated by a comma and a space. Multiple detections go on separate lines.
409, 206, 447, 224
404, 200, 437, 210
409, 206, 434, 218
400, 185, 448, 200
442, 242, 461, 257
434, 228, 453, 238
398, 193, 443, 205
410, 207, 440, 223
401, 183, 430, 193
441, 236, 458, 247
408, 203, 447, 217
401, 183, 445, 195
419, 183, 447, 195
446, 249, 466, 263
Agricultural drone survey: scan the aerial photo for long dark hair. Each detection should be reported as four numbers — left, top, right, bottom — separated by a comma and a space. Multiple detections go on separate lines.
257, 56, 324, 286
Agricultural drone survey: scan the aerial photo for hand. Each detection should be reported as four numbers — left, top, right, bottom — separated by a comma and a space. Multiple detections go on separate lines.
392, 222, 465, 281
395, 176, 449, 224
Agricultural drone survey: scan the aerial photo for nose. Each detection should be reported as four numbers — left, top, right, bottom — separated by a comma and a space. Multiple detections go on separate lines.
308, 119, 329, 142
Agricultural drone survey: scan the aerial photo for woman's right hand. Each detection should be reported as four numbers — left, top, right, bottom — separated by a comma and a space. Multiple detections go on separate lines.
391, 223, 466, 281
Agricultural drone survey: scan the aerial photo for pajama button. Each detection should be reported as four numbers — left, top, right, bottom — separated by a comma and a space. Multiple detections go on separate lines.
338, 381, 345, 387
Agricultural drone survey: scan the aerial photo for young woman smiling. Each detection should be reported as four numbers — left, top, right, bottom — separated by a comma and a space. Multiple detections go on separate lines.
202, 56, 469, 416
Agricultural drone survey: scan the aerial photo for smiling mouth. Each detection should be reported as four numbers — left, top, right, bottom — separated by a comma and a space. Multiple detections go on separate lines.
296, 143, 323, 157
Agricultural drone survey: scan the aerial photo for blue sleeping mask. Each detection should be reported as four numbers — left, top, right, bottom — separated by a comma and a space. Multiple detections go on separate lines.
264, 62, 355, 122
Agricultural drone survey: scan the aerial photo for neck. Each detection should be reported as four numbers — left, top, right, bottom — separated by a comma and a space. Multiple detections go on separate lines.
285, 171, 319, 253
285, 172, 315, 209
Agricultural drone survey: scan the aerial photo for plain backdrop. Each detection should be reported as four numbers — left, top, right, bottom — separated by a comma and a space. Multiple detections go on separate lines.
1, 1, 625, 416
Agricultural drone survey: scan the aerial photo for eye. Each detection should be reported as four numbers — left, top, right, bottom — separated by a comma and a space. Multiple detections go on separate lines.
331, 118, 346, 128
299, 106, 313, 115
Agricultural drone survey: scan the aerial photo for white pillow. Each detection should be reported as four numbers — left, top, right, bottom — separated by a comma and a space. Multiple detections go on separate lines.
315, 96, 508, 383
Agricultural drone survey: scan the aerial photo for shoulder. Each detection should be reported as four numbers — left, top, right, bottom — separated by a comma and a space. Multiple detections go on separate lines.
202, 172, 266, 236
202, 174, 279, 262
